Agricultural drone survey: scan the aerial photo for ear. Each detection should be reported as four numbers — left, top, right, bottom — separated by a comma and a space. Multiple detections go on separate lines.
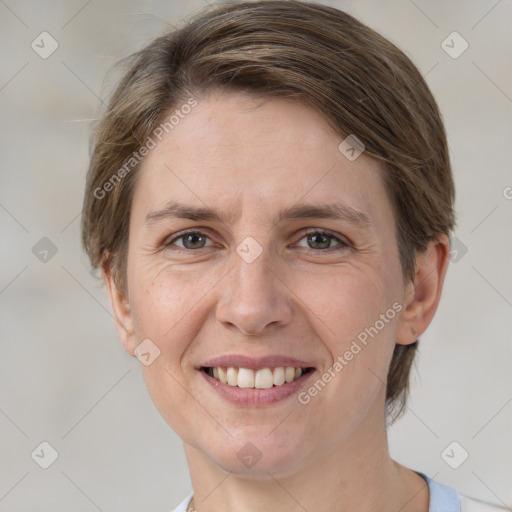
396, 234, 450, 345
101, 257, 138, 356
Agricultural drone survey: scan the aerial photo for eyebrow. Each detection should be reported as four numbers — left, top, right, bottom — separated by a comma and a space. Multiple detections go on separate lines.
144, 201, 372, 228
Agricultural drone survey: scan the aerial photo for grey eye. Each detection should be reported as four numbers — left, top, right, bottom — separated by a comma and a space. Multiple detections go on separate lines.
295, 231, 345, 250
168, 231, 214, 250
180, 233, 208, 249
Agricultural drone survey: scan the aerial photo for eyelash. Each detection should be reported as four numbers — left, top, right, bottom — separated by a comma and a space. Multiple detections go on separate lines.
163, 228, 350, 253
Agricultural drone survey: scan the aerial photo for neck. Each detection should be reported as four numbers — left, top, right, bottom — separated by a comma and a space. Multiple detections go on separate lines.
183, 404, 429, 512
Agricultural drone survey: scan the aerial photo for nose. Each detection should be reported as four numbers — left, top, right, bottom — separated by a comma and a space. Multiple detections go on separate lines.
215, 248, 293, 336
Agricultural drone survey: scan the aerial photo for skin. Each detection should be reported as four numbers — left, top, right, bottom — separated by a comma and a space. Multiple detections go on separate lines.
103, 91, 450, 512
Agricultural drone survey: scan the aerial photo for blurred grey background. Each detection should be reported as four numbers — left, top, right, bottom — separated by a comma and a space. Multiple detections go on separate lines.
0, 0, 511, 510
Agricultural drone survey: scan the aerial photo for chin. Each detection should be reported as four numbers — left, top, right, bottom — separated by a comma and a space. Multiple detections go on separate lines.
210, 448, 304, 478
200, 428, 311, 478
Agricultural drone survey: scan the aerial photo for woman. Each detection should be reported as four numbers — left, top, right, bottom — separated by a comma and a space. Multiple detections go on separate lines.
81, 1, 505, 510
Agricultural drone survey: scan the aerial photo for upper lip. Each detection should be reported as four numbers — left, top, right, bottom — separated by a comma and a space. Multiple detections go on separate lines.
200, 354, 315, 370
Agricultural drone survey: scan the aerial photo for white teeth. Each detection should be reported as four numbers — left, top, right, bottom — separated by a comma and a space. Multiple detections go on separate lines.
254, 368, 273, 389
237, 368, 254, 388
207, 365, 309, 388
227, 367, 238, 386
273, 366, 285, 386
218, 367, 227, 384
285, 366, 296, 383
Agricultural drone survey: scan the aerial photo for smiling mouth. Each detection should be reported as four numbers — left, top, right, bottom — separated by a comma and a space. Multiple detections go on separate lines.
201, 366, 314, 389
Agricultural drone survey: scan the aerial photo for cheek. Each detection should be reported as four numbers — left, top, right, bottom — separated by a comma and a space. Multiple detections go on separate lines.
127, 265, 211, 440
294, 263, 397, 346
128, 260, 226, 363
294, 266, 400, 404
131, 268, 191, 340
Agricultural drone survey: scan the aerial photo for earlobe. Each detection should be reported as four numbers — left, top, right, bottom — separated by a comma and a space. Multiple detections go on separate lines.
396, 234, 450, 346
101, 259, 138, 356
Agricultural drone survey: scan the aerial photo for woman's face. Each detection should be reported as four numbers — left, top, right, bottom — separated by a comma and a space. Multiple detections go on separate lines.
120, 91, 411, 475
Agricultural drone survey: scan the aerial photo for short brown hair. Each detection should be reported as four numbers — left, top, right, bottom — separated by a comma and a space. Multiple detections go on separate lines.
81, 0, 455, 420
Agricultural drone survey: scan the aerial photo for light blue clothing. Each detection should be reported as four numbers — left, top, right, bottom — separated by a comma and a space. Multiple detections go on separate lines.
169, 473, 506, 511
419, 472, 461, 511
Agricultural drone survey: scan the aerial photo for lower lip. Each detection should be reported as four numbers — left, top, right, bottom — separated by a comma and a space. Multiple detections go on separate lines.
199, 368, 316, 406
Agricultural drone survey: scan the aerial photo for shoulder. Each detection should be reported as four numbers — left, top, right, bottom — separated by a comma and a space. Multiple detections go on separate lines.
417, 472, 507, 512
168, 484, 510, 512
169, 492, 194, 512
461, 495, 509, 512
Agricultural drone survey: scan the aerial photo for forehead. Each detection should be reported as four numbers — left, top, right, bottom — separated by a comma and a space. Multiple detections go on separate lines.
131, 91, 392, 226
